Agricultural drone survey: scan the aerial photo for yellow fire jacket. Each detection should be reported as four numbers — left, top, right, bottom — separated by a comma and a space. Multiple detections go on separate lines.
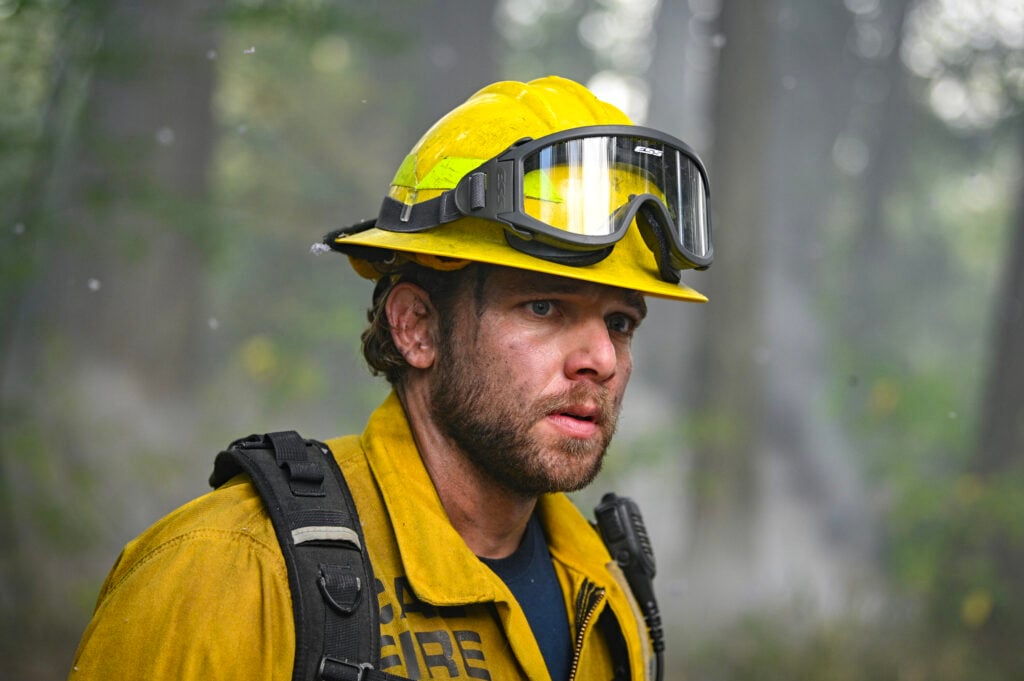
71, 392, 653, 680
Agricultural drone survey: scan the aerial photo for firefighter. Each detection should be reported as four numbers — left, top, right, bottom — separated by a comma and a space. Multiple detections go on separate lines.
71, 75, 711, 681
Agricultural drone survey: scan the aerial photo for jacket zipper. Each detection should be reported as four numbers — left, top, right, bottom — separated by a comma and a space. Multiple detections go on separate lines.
568, 579, 606, 681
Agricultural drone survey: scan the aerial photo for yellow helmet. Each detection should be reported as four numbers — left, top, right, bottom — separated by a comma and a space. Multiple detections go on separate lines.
327, 76, 710, 302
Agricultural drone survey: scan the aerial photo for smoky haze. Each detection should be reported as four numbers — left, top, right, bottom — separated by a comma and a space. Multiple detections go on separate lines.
1, 0, 1022, 679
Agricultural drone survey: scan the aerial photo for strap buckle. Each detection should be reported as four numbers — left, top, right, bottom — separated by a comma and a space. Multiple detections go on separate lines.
319, 656, 374, 681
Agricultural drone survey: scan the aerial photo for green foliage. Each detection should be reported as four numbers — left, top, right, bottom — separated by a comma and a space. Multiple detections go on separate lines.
220, 0, 408, 46
497, 0, 594, 83
679, 603, 1019, 681
684, 613, 898, 681
204, 15, 417, 433
0, 1, 63, 320
820, 50, 1023, 676
921, 464, 1024, 679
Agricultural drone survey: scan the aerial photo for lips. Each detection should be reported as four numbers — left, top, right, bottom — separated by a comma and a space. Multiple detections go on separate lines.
556, 404, 600, 423
543, 400, 607, 439
535, 383, 615, 439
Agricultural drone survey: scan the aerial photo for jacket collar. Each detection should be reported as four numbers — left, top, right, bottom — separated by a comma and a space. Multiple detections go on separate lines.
360, 392, 616, 605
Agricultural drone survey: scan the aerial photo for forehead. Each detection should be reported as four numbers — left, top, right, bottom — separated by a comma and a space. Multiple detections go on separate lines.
480, 266, 647, 313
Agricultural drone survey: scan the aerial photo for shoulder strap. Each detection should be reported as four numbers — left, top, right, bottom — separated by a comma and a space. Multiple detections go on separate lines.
210, 431, 408, 681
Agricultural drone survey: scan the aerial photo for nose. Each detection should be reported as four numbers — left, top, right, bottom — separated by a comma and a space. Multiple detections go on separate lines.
564, 317, 619, 383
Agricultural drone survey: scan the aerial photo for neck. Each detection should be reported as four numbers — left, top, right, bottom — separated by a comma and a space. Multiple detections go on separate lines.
397, 382, 536, 560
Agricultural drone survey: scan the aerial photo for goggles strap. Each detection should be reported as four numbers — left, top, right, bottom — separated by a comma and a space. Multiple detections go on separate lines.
376, 194, 464, 233
636, 203, 682, 284
504, 232, 613, 267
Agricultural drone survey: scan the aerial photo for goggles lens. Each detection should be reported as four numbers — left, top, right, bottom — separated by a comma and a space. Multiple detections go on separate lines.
519, 133, 711, 267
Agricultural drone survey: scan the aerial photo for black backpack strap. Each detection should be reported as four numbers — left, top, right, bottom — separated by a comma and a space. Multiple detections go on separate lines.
210, 431, 408, 681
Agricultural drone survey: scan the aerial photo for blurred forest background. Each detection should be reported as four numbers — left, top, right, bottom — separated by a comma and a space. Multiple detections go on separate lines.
1, 0, 1022, 679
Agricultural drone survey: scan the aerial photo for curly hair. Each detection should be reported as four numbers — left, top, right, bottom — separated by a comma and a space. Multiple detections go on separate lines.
361, 262, 485, 385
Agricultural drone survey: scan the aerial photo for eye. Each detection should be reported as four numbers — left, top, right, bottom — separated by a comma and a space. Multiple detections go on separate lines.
528, 300, 554, 316
607, 313, 638, 336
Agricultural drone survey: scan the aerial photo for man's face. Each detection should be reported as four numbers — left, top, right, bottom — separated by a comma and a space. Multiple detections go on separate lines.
429, 266, 647, 498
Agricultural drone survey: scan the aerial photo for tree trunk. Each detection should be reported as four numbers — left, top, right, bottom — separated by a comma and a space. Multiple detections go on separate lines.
683, 0, 776, 615
757, 0, 880, 605
52, 0, 217, 393
845, 0, 916, 357
955, 124, 1024, 673
366, 0, 500, 152
0, 0, 220, 674
974, 130, 1024, 476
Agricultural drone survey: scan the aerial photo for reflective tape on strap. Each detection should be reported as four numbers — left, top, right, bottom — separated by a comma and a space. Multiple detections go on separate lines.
292, 525, 362, 548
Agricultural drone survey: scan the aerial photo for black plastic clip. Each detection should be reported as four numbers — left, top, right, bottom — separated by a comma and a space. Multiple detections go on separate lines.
319, 656, 374, 681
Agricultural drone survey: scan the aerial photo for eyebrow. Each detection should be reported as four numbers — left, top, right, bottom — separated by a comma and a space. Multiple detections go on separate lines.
624, 290, 648, 321
512, 278, 648, 320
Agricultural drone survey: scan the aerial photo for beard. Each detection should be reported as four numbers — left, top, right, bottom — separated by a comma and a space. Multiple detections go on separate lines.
429, 339, 621, 498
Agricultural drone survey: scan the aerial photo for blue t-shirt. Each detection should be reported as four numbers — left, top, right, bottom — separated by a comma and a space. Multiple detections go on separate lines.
480, 513, 572, 681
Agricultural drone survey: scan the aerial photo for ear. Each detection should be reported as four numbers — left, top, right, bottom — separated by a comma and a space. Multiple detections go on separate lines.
385, 282, 438, 370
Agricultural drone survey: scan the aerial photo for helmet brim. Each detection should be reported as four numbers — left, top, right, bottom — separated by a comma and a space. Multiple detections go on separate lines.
332, 217, 708, 303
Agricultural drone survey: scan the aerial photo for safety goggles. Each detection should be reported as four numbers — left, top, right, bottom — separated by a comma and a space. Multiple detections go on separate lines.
339, 125, 712, 283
